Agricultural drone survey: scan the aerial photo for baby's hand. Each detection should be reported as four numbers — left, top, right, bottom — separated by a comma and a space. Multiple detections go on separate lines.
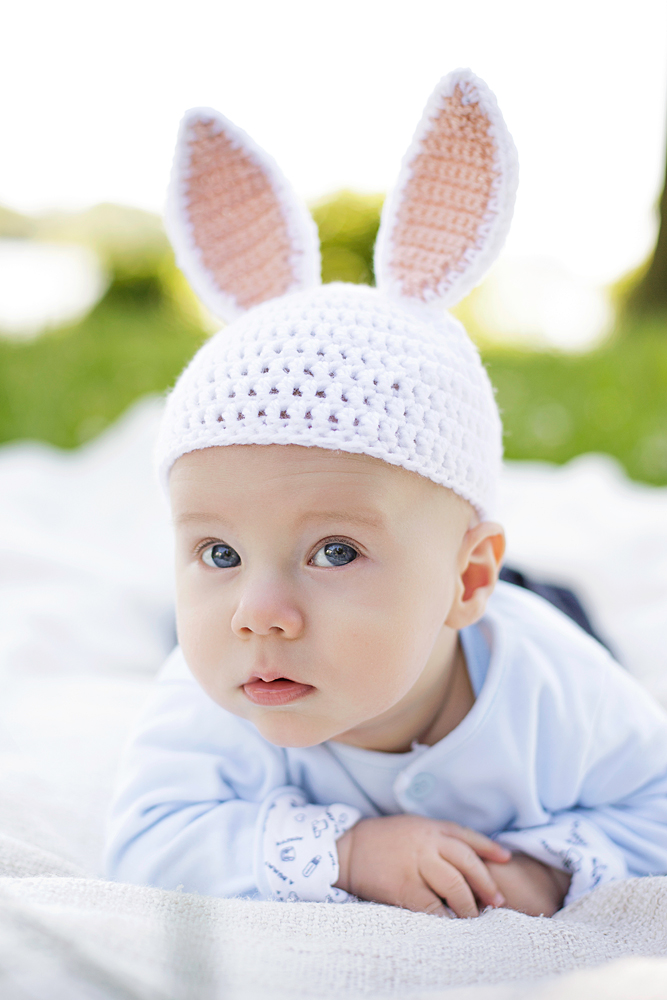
486, 853, 571, 916
334, 815, 511, 917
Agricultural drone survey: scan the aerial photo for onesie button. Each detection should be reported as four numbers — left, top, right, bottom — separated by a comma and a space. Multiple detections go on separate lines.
407, 773, 436, 800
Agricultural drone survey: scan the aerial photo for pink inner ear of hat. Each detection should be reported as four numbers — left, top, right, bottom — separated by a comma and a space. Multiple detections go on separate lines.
389, 85, 497, 302
184, 119, 296, 311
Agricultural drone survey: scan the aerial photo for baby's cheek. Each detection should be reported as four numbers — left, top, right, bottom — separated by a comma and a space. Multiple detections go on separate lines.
177, 604, 232, 689
334, 650, 414, 720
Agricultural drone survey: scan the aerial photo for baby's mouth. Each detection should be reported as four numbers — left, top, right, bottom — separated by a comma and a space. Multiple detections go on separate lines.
242, 676, 314, 707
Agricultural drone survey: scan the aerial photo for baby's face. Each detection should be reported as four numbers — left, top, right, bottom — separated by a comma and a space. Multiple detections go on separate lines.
170, 444, 474, 749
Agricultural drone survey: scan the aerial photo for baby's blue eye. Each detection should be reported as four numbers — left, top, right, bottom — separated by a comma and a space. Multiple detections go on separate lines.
311, 542, 358, 568
202, 543, 241, 568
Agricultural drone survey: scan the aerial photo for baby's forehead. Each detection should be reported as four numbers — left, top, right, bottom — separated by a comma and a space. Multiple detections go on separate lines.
169, 443, 471, 527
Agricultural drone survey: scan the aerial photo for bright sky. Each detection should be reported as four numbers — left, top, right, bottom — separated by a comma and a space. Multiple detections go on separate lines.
1, 0, 666, 292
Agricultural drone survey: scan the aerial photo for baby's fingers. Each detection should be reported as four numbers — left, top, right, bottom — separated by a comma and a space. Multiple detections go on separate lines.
421, 855, 479, 918
439, 822, 511, 864
437, 836, 505, 910
402, 884, 451, 918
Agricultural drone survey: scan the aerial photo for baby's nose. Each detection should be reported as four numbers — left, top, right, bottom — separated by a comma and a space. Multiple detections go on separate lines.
230, 578, 304, 638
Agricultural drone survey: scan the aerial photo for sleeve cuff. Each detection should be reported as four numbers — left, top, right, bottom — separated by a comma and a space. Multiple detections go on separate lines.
495, 812, 628, 905
254, 786, 361, 902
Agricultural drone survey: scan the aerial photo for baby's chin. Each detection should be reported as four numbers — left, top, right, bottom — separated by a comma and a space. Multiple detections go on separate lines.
249, 711, 353, 749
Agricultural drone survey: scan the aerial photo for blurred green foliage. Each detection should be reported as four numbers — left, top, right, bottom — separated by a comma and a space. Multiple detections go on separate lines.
0, 194, 666, 484
0, 292, 206, 448
311, 191, 383, 285
485, 321, 667, 484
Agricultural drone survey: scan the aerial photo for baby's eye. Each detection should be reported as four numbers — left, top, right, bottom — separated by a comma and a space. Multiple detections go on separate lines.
311, 542, 358, 568
201, 543, 241, 568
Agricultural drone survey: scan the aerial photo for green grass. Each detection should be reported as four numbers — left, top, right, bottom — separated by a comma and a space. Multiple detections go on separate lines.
0, 278, 207, 448
483, 316, 667, 485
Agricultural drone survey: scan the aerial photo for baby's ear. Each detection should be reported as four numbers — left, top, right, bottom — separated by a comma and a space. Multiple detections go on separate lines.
166, 109, 321, 323
374, 69, 518, 309
446, 522, 506, 630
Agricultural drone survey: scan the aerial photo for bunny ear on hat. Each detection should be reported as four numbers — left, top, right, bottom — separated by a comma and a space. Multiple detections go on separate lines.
166, 109, 321, 323
374, 69, 518, 309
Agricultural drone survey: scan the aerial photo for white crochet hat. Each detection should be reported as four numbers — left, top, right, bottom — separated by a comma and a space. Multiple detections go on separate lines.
156, 69, 518, 519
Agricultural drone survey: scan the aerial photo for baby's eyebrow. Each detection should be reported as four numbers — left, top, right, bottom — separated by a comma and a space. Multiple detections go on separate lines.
173, 509, 385, 529
174, 512, 227, 526
296, 510, 384, 529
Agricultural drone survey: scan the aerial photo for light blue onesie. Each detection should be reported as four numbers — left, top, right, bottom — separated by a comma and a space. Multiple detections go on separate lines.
105, 583, 667, 906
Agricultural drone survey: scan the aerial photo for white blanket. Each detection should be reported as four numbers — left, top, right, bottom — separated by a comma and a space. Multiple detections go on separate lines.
1, 397, 667, 999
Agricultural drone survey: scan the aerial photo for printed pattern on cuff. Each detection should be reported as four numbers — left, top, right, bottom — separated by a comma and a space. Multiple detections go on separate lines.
257, 787, 361, 902
495, 813, 628, 906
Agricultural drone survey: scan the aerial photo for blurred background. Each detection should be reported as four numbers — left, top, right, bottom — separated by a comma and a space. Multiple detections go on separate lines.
1, 0, 666, 483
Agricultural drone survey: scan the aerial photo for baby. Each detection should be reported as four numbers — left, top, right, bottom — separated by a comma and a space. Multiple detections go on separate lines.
105, 70, 667, 918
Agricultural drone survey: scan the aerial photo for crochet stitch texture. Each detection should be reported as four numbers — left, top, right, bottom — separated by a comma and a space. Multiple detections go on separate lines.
156, 283, 502, 518
156, 69, 518, 520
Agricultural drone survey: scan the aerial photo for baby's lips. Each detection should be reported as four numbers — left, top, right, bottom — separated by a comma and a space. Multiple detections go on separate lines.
246, 677, 304, 691
242, 677, 314, 707
245, 667, 306, 685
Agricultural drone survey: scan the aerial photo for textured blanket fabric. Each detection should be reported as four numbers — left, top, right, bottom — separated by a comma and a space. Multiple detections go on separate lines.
1, 398, 667, 999
0, 870, 666, 999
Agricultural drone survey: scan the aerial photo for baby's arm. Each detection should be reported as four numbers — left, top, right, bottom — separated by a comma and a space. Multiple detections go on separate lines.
334, 815, 513, 917
106, 736, 266, 897
106, 656, 360, 900
490, 661, 667, 909
105, 657, 291, 897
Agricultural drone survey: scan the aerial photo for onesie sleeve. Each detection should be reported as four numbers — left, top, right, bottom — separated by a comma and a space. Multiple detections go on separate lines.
495, 651, 667, 906
494, 812, 628, 905
255, 787, 360, 902
105, 649, 361, 900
